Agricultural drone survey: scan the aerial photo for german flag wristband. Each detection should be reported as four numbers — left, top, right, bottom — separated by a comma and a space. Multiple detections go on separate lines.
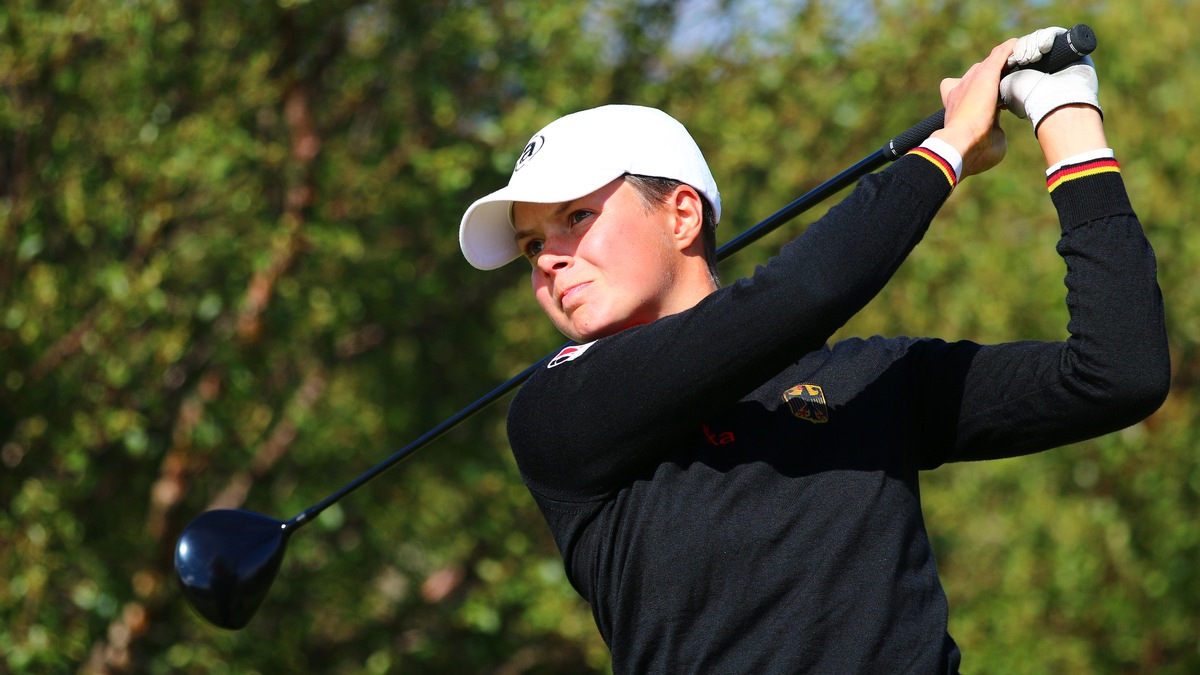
1046, 148, 1119, 193
907, 137, 962, 189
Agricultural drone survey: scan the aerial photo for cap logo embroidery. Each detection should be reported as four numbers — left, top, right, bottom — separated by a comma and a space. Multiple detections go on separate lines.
783, 383, 829, 424
514, 135, 545, 172
547, 341, 595, 368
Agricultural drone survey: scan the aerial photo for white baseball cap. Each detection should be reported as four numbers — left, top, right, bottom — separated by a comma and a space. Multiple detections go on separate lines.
458, 104, 722, 270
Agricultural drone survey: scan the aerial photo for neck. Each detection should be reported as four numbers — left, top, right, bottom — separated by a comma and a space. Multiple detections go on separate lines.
663, 260, 720, 316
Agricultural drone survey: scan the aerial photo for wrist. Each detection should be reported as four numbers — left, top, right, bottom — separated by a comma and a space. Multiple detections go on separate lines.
928, 127, 972, 162
929, 119, 1006, 179
1037, 105, 1107, 166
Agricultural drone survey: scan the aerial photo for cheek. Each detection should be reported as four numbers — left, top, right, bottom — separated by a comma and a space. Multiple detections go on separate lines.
531, 271, 561, 318
531, 270, 550, 304
611, 222, 675, 291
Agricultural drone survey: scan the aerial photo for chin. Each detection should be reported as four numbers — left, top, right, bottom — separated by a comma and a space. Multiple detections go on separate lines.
560, 323, 600, 344
556, 309, 631, 343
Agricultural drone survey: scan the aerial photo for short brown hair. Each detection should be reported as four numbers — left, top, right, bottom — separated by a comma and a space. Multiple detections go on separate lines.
624, 174, 720, 286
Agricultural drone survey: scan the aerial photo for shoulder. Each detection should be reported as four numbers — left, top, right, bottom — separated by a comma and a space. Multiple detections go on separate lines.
509, 340, 608, 424
520, 340, 603, 390
515, 323, 665, 400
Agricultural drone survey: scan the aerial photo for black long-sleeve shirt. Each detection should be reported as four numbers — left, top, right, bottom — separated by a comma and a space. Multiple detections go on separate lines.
506, 153, 1169, 673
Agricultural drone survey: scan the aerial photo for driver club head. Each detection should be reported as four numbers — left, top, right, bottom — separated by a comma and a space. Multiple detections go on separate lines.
175, 509, 293, 630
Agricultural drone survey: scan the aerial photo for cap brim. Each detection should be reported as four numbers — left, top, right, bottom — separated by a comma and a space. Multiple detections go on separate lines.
459, 195, 520, 270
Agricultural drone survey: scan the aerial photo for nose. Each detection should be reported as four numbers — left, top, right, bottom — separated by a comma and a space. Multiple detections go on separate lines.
537, 252, 569, 276
536, 237, 572, 275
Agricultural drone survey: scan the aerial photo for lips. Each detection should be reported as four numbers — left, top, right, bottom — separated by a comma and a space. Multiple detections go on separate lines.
559, 281, 591, 310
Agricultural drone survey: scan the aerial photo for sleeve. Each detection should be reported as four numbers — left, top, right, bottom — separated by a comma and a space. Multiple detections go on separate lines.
909, 160, 1170, 468
508, 153, 957, 501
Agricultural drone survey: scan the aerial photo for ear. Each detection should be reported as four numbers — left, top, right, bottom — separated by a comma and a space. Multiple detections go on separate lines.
669, 184, 706, 252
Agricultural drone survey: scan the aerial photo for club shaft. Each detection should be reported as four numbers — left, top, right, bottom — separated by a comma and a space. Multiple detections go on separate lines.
287, 24, 1096, 529
285, 355, 551, 528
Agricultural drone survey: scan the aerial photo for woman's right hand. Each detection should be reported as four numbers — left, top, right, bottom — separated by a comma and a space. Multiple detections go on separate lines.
930, 38, 1017, 179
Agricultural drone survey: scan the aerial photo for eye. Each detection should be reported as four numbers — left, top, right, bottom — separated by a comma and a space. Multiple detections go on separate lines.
523, 239, 544, 259
568, 209, 593, 226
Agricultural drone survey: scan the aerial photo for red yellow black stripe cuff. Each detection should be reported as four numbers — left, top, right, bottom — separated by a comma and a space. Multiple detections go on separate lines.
1047, 158, 1121, 193
908, 147, 958, 188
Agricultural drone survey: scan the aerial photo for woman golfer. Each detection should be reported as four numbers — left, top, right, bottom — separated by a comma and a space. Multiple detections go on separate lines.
457, 29, 1169, 673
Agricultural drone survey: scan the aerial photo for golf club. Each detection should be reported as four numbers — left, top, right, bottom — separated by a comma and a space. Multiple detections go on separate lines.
175, 24, 1097, 630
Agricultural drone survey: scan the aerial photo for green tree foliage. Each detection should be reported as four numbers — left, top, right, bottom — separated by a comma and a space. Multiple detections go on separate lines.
1, 0, 1196, 672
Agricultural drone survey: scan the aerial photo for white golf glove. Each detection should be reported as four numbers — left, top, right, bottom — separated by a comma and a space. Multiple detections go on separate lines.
999, 27, 1101, 133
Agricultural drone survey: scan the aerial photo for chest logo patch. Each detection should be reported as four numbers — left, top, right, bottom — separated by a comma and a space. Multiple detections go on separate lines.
783, 383, 829, 424
547, 341, 595, 368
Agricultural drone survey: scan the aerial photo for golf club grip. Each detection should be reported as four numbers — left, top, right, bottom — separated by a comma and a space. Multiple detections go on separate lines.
1043, 24, 1097, 67
886, 110, 946, 159
1007, 24, 1097, 76
884, 23, 1096, 159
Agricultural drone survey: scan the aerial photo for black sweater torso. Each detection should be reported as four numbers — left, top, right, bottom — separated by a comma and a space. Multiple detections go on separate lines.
506, 155, 1168, 674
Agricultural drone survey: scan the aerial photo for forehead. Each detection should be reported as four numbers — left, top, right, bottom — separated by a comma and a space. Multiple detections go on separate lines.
512, 177, 630, 232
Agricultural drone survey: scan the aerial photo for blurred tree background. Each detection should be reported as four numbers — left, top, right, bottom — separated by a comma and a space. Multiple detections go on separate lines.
1, 0, 1196, 672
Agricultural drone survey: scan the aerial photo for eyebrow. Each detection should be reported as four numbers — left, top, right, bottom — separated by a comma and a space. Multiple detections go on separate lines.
512, 200, 575, 243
